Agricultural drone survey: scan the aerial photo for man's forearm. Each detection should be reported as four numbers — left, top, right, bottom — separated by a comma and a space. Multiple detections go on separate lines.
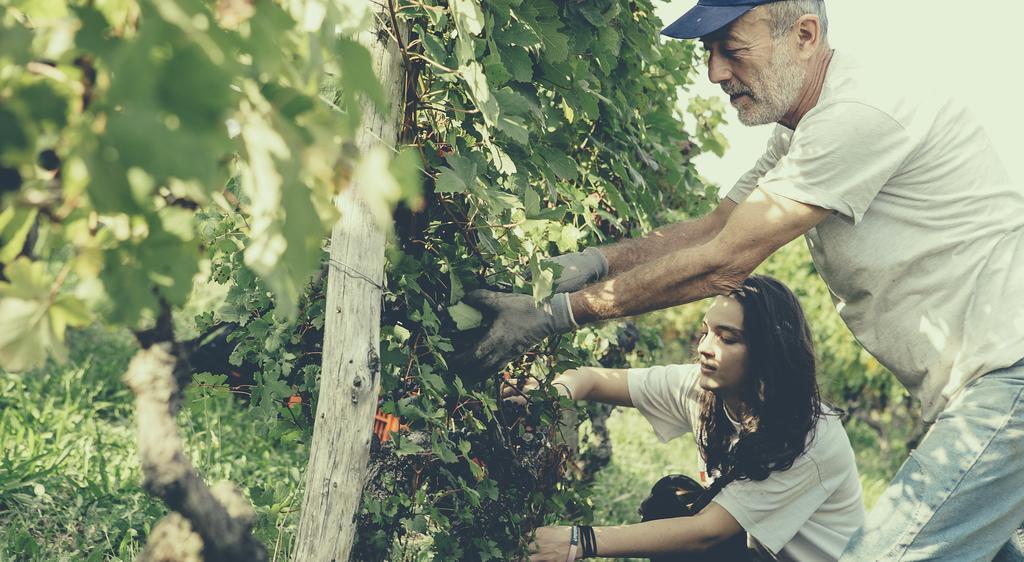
599, 211, 726, 278
570, 241, 745, 324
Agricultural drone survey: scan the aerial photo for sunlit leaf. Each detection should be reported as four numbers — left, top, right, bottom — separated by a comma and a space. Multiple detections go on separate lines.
448, 302, 483, 331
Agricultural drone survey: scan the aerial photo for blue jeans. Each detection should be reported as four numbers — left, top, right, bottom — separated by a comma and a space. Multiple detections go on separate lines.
840, 360, 1024, 561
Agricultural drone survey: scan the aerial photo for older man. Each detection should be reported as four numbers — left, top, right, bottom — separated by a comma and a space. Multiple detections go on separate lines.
461, 0, 1024, 559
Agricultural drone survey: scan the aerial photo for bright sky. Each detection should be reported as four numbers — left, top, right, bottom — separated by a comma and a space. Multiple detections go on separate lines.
654, 0, 1024, 193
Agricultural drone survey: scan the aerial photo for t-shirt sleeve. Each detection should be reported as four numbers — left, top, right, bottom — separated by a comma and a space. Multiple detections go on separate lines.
626, 364, 702, 443
725, 125, 793, 204
712, 455, 829, 555
710, 418, 850, 555
756, 102, 916, 224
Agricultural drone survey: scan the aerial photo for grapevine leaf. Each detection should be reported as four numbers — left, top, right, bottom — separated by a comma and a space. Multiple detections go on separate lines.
421, 30, 451, 68
395, 435, 424, 456
451, 0, 484, 35
0, 19, 32, 65
555, 224, 582, 253
529, 253, 555, 303
0, 207, 39, 263
451, 0, 485, 64
337, 37, 385, 108
434, 154, 477, 194
459, 62, 500, 127
598, 26, 622, 58
500, 46, 534, 82
577, 4, 606, 27
157, 43, 234, 129
0, 258, 90, 372
448, 302, 483, 331
537, 146, 579, 181
0, 298, 54, 372
518, 2, 570, 63
449, 270, 465, 305
17, 80, 72, 130
482, 49, 512, 87
334, 0, 375, 34
0, 106, 30, 163
0, 257, 49, 300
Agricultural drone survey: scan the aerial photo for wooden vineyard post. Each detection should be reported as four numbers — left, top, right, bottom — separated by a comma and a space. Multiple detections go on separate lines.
292, 7, 407, 561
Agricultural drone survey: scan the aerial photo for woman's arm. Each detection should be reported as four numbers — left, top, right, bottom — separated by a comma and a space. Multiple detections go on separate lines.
551, 367, 633, 407
528, 504, 743, 561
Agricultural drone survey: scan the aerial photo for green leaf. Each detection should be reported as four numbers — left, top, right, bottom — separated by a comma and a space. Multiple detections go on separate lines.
459, 62, 499, 127
493, 88, 532, 144
0, 106, 30, 164
17, 80, 72, 130
0, 258, 90, 372
421, 30, 451, 68
529, 253, 555, 303
238, 101, 326, 318
0, 207, 38, 264
0, 258, 50, 300
0, 20, 32, 65
451, 0, 485, 64
555, 224, 582, 253
448, 302, 483, 331
537, 146, 579, 181
0, 298, 55, 372
434, 154, 477, 194
598, 26, 622, 58
157, 43, 233, 129
337, 37, 386, 108
577, 4, 606, 27
500, 46, 534, 82
520, 4, 570, 63
482, 49, 512, 87
432, 435, 458, 463
449, 270, 464, 304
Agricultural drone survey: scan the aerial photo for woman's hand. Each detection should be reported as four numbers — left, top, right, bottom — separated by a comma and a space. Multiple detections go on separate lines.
526, 525, 578, 561
500, 376, 542, 407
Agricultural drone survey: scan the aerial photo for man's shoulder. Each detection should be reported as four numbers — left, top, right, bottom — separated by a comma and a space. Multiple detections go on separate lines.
815, 50, 948, 130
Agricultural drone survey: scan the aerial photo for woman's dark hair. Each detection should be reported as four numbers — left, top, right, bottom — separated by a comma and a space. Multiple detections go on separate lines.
696, 274, 825, 482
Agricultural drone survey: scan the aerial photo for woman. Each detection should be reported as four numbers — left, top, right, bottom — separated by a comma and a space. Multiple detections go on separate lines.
522, 275, 865, 561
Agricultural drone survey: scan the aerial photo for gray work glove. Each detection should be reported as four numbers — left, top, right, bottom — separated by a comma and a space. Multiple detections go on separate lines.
454, 290, 578, 378
542, 247, 609, 293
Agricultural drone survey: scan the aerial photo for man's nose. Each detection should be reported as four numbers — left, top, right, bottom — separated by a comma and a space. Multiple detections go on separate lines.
707, 52, 732, 84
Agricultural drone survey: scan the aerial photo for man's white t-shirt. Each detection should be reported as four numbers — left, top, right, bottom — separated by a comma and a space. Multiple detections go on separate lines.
727, 51, 1024, 421
628, 364, 865, 562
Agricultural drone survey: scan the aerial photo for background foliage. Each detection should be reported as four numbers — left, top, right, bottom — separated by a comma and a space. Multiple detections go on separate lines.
0, 0, 911, 560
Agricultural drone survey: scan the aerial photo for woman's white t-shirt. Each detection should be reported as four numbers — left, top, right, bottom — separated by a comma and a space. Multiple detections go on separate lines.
627, 364, 865, 562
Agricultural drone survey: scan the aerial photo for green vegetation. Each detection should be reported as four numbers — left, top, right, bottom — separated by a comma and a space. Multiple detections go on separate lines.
1, 0, 913, 558
0, 327, 308, 561
1, 319, 902, 561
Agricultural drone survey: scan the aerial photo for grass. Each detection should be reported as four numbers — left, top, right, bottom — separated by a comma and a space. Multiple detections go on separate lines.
0, 326, 308, 562
0, 326, 899, 561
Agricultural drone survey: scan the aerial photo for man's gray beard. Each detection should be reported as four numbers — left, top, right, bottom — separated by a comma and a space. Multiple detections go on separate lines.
736, 40, 807, 126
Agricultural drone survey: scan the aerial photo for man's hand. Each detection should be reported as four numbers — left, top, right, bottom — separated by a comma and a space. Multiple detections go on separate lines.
542, 247, 608, 293
454, 290, 577, 378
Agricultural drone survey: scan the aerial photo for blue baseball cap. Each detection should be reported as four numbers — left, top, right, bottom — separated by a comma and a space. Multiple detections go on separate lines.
662, 0, 785, 39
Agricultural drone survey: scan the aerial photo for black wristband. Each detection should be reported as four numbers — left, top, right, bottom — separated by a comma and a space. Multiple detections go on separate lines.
579, 525, 597, 558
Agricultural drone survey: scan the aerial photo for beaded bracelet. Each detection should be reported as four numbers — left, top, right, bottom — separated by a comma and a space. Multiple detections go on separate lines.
579, 525, 597, 558
566, 525, 579, 562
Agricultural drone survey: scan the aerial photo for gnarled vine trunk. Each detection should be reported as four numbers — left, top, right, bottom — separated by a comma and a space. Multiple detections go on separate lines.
126, 335, 267, 561
292, 6, 408, 561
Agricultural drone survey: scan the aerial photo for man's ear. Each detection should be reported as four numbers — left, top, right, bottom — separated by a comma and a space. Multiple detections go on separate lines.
794, 14, 823, 55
